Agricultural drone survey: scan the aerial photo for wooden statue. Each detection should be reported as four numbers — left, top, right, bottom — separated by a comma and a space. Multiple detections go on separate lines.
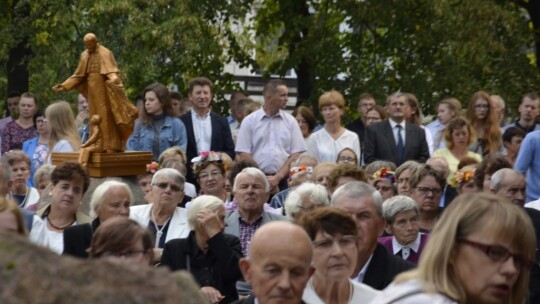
78, 115, 103, 167
53, 33, 138, 153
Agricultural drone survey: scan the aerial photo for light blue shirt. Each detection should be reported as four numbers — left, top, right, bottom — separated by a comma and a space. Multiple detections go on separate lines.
515, 130, 540, 202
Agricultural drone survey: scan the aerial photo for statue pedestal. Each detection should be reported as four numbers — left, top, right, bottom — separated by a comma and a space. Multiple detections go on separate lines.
51, 151, 153, 178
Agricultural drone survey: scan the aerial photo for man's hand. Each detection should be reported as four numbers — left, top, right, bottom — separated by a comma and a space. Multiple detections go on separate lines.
266, 174, 282, 189
197, 209, 224, 238
200, 286, 224, 303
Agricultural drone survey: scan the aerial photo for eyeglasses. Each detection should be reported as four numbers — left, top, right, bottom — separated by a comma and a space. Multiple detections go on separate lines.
474, 104, 489, 109
101, 249, 147, 259
36, 119, 48, 124
153, 182, 182, 192
198, 170, 222, 180
415, 186, 442, 196
376, 185, 393, 192
312, 235, 358, 250
458, 239, 534, 270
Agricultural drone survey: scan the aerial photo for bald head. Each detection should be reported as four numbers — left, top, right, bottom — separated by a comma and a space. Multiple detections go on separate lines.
490, 168, 526, 207
239, 222, 314, 304
426, 157, 449, 178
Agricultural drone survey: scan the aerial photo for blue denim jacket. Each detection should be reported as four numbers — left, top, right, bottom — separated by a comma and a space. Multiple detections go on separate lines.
127, 116, 187, 159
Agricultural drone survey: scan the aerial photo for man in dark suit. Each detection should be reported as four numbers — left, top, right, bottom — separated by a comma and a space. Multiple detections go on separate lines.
490, 168, 540, 304
180, 77, 235, 184
233, 222, 314, 304
364, 92, 429, 166
332, 181, 414, 290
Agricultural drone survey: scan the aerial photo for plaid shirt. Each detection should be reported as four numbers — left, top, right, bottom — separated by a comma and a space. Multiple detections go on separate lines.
239, 215, 263, 257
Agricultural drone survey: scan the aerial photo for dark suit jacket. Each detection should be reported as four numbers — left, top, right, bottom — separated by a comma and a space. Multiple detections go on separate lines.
63, 218, 101, 258
346, 118, 366, 148
363, 243, 415, 290
180, 111, 235, 184
231, 295, 307, 304
525, 208, 540, 304
161, 231, 242, 304
364, 120, 429, 166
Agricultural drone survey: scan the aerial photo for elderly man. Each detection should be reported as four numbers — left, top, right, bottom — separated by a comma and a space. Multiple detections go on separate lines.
235, 221, 314, 304
130, 168, 189, 261
331, 181, 413, 290
490, 168, 540, 304
426, 156, 458, 208
235, 79, 306, 191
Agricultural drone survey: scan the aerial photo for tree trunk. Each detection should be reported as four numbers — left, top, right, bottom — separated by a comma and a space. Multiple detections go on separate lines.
7, 38, 31, 94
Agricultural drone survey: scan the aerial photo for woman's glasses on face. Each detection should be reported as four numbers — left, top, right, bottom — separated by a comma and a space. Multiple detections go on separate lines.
458, 239, 535, 270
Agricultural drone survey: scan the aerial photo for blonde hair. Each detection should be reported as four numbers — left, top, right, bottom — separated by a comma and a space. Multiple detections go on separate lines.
318, 90, 345, 110
395, 193, 536, 303
45, 101, 81, 157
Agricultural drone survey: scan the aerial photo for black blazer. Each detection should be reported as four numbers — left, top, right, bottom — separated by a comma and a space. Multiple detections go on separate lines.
346, 118, 366, 148
363, 243, 415, 290
364, 120, 429, 166
161, 231, 242, 304
525, 208, 540, 304
180, 111, 235, 184
231, 295, 307, 304
63, 218, 101, 258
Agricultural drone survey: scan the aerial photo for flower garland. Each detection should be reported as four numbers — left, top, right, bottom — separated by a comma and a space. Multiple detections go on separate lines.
371, 167, 396, 184
449, 166, 476, 188
191, 151, 223, 174
288, 166, 313, 181
146, 161, 160, 174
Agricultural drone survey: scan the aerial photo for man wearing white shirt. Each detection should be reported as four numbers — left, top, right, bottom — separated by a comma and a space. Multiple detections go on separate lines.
235, 79, 306, 190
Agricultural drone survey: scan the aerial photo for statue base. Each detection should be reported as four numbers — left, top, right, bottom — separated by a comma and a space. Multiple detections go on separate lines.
51, 151, 153, 178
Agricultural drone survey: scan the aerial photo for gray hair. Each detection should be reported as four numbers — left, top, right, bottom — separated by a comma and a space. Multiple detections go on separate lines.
490, 168, 523, 192
90, 180, 133, 218
331, 181, 383, 217
34, 164, 55, 186
284, 182, 329, 220
294, 153, 318, 167
382, 195, 419, 224
386, 92, 405, 105
395, 161, 420, 180
233, 167, 270, 192
187, 195, 224, 230
152, 168, 185, 187
365, 160, 397, 178
0, 160, 11, 186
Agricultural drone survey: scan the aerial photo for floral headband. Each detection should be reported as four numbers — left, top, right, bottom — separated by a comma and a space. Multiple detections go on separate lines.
146, 161, 160, 174
449, 167, 476, 188
372, 167, 396, 184
288, 166, 313, 181
191, 151, 223, 174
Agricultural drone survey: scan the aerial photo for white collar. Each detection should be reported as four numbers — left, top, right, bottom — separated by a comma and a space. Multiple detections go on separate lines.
389, 119, 406, 129
354, 253, 374, 283
392, 233, 422, 255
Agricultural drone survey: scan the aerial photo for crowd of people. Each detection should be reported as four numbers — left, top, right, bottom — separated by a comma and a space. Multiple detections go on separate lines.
1, 77, 540, 304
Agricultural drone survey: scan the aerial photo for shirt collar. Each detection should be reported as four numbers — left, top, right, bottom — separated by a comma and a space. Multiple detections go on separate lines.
191, 109, 211, 120
392, 233, 422, 254
355, 253, 374, 283
389, 119, 405, 129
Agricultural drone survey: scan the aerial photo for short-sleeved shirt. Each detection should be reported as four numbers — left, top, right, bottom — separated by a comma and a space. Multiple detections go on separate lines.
235, 108, 306, 174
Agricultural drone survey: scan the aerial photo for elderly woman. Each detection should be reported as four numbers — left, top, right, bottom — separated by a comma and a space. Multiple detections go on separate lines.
63, 180, 132, 258
365, 160, 397, 185
371, 167, 397, 201
89, 217, 154, 265
33, 164, 55, 198
130, 168, 189, 261
409, 164, 446, 232
378, 196, 428, 264
299, 207, 380, 303
307, 90, 361, 163
395, 161, 420, 196
161, 195, 242, 304
311, 162, 337, 188
284, 182, 329, 221
433, 118, 482, 176
449, 165, 478, 195
37, 162, 91, 254
371, 193, 536, 304
192, 151, 228, 202
4, 150, 40, 211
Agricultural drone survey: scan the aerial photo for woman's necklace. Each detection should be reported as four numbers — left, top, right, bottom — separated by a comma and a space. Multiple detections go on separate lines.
47, 216, 76, 230
10, 186, 30, 208
151, 209, 172, 248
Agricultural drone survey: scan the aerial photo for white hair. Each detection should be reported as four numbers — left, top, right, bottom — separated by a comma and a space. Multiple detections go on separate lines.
90, 180, 133, 218
382, 195, 418, 224
331, 181, 383, 217
283, 182, 329, 220
152, 168, 185, 187
232, 167, 270, 192
187, 195, 224, 230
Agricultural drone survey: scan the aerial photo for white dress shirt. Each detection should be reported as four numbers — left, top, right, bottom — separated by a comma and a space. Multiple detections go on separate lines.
191, 110, 212, 154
